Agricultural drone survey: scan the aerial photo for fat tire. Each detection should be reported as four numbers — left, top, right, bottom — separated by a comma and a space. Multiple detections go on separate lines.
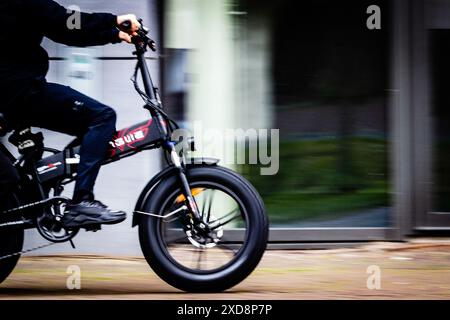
138, 165, 269, 292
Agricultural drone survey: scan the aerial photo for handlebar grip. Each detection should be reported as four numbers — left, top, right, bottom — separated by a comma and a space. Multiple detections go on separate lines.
119, 19, 156, 51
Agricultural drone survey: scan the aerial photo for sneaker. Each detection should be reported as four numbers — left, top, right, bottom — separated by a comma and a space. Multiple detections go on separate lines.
62, 200, 126, 228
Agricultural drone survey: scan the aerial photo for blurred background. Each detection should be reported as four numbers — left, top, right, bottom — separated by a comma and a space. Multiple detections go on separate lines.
3, 0, 450, 254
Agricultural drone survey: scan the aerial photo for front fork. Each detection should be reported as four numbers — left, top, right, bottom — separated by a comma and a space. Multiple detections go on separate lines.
152, 100, 203, 225
166, 142, 203, 223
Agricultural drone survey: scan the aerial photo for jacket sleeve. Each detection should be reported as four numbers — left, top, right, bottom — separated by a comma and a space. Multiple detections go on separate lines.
27, 0, 120, 47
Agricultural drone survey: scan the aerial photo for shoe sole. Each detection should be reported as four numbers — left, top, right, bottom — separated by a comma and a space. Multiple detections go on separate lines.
63, 213, 126, 228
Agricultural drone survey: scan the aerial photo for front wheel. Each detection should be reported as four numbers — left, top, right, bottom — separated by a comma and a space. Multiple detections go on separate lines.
138, 165, 269, 292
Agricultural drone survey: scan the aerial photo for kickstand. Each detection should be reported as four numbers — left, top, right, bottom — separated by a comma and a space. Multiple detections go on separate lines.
69, 239, 76, 249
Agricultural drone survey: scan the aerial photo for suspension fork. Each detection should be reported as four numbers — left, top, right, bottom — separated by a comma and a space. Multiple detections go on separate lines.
164, 142, 202, 222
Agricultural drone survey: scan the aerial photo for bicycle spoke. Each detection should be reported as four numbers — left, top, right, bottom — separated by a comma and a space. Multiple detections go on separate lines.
201, 189, 215, 222
209, 207, 239, 224
216, 242, 238, 256
210, 212, 241, 230
167, 235, 188, 244
195, 248, 204, 269
164, 229, 188, 245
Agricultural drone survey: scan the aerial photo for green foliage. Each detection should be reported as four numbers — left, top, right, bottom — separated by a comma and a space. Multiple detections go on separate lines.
238, 136, 389, 223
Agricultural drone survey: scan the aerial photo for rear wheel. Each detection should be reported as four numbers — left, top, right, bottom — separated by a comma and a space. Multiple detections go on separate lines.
0, 193, 24, 284
138, 165, 268, 292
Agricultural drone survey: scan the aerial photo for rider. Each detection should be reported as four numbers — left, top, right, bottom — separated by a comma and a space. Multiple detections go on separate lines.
0, 0, 141, 227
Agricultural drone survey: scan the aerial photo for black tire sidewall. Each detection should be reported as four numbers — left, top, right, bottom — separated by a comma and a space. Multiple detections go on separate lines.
138, 165, 268, 292
0, 193, 24, 284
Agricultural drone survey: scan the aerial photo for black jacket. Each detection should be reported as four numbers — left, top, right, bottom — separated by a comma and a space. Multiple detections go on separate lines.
0, 0, 120, 110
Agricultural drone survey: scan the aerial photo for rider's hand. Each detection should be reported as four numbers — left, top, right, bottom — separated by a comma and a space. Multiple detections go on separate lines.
117, 14, 141, 37
118, 31, 133, 43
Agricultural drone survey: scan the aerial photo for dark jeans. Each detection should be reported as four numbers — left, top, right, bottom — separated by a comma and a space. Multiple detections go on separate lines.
2, 80, 116, 199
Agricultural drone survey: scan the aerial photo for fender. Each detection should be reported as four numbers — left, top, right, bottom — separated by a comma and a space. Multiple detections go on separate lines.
132, 157, 219, 227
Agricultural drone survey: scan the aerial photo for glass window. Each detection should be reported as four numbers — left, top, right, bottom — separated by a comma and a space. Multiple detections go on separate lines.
238, 0, 391, 227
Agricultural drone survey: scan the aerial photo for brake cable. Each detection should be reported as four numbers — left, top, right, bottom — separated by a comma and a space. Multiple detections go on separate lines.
130, 62, 179, 132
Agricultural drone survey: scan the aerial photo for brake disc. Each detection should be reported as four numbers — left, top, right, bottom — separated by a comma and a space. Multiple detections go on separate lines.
185, 215, 224, 249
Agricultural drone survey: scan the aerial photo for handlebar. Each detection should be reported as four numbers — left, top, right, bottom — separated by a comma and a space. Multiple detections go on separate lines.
119, 19, 156, 52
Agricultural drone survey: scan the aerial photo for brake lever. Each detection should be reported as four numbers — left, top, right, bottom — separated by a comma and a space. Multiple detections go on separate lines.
137, 19, 148, 34
136, 19, 156, 52
147, 38, 157, 52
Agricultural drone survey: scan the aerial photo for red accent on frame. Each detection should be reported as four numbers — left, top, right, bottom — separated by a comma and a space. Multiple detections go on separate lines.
108, 119, 153, 158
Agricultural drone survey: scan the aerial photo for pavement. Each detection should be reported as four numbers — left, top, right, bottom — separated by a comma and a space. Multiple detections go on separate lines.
0, 239, 449, 299
24, 207, 390, 256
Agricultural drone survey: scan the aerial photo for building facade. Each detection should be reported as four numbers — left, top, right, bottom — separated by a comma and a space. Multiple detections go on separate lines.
163, 0, 450, 245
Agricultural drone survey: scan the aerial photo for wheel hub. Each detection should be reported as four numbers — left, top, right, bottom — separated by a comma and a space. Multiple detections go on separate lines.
185, 216, 224, 249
